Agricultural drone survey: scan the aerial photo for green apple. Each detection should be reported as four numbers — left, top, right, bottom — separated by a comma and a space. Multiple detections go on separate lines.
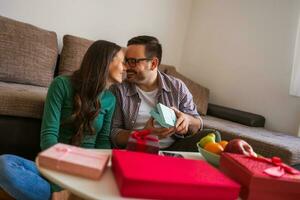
198, 133, 216, 148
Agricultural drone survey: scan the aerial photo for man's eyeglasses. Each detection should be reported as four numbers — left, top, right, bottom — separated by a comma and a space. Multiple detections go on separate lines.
125, 57, 152, 67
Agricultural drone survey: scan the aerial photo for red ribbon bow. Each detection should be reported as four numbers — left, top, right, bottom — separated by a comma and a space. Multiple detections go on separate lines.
131, 129, 159, 151
248, 155, 300, 177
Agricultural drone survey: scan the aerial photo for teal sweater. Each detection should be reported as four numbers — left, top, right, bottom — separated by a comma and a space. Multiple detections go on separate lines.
40, 76, 115, 192
40, 75, 115, 150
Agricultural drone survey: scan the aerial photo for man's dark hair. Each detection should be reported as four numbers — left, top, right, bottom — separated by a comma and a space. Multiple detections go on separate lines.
127, 35, 162, 65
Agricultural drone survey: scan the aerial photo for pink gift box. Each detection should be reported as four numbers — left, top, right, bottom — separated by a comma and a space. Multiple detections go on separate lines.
38, 143, 109, 179
220, 153, 300, 200
112, 150, 240, 200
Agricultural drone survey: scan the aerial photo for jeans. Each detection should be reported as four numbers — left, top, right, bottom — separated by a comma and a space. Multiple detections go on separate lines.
166, 128, 222, 152
0, 154, 51, 200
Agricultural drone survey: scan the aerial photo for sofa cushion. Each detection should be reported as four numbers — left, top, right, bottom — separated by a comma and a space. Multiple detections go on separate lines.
58, 35, 93, 75
0, 81, 47, 119
159, 64, 174, 73
163, 66, 209, 115
207, 103, 266, 127
203, 115, 300, 165
0, 16, 58, 87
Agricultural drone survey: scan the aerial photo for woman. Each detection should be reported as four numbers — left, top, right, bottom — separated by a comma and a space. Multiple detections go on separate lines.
0, 40, 125, 200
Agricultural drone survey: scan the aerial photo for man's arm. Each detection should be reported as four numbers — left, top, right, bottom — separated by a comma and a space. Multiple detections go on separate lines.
110, 84, 175, 148
187, 115, 202, 133
109, 85, 130, 148
172, 107, 201, 135
113, 129, 132, 149
113, 119, 175, 148
175, 79, 203, 135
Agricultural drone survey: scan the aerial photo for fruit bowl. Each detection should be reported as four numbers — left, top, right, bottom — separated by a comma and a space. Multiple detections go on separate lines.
197, 143, 220, 167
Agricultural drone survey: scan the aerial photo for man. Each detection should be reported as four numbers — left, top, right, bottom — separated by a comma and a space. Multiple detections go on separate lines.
110, 35, 204, 151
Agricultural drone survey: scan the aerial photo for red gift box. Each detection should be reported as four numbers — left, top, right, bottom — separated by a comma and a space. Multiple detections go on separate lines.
220, 153, 300, 200
112, 150, 240, 200
126, 129, 159, 154
38, 143, 109, 179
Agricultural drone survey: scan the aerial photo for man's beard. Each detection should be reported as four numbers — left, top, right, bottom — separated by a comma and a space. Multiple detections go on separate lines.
126, 70, 146, 83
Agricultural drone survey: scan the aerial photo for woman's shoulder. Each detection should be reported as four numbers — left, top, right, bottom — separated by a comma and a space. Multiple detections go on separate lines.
101, 90, 116, 101
52, 75, 71, 85
50, 75, 72, 90
47, 75, 73, 98
100, 90, 116, 109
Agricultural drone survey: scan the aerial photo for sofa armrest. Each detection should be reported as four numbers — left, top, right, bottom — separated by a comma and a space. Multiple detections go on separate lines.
206, 103, 265, 127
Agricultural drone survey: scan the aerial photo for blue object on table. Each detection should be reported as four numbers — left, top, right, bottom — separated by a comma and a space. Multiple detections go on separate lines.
150, 103, 176, 128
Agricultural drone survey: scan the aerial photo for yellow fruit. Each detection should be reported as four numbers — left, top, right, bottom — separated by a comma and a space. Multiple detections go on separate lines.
218, 140, 228, 149
198, 134, 216, 148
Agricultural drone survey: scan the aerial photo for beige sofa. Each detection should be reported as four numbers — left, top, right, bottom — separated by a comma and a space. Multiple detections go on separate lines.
0, 15, 300, 167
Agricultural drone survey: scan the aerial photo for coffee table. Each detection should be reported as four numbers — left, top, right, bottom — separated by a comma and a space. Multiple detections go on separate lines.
36, 150, 207, 200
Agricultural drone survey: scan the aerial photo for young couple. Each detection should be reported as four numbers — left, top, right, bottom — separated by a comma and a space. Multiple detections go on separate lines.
0, 36, 204, 200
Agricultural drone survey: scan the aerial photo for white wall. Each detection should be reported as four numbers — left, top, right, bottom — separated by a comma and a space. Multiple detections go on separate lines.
1, 0, 300, 135
181, 0, 300, 135
0, 0, 192, 67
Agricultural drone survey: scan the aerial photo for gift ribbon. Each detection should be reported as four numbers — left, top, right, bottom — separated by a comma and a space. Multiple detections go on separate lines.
131, 129, 159, 152
54, 145, 103, 170
248, 155, 300, 177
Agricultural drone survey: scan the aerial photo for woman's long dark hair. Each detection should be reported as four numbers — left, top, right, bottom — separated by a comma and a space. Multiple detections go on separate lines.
69, 40, 121, 146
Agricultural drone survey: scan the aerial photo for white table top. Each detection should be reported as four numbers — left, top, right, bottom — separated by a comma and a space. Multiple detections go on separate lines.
36, 150, 204, 200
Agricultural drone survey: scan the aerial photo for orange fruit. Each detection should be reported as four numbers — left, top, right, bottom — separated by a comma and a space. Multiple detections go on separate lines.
218, 140, 228, 149
204, 142, 224, 155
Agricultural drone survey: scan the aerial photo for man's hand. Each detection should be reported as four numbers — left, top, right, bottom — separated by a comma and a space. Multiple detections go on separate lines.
144, 117, 155, 130
144, 117, 175, 139
171, 107, 190, 135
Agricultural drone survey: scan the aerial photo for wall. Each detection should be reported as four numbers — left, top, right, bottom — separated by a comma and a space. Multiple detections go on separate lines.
0, 0, 192, 67
181, 0, 300, 135
1, 0, 300, 135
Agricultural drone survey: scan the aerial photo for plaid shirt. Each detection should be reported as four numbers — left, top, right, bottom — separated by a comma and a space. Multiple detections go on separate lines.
109, 71, 200, 147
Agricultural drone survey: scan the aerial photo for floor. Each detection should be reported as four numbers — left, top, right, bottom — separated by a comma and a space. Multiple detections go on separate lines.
0, 188, 14, 200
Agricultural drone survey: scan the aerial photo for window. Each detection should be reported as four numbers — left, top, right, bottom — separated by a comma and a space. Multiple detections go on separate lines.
290, 16, 300, 97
